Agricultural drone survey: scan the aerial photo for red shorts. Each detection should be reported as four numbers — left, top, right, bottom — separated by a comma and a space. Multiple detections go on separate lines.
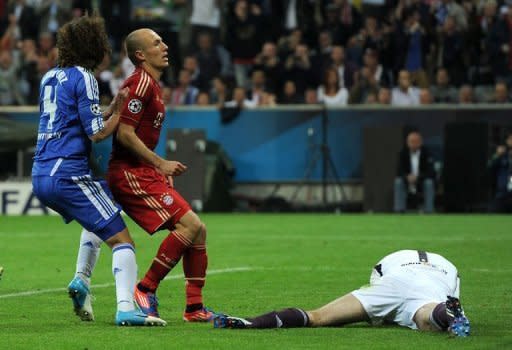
107, 166, 191, 234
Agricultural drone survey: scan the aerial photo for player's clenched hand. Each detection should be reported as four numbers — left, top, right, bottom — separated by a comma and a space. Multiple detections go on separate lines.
158, 160, 187, 176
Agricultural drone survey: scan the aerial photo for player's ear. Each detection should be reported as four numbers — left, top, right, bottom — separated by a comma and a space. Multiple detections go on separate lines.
134, 50, 145, 63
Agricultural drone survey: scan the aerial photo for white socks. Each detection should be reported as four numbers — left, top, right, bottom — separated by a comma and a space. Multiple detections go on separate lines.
75, 229, 102, 286
112, 243, 137, 312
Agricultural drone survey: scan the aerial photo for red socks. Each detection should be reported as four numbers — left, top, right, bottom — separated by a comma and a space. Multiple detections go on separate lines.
183, 244, 208, 306
139, 230, 208, 309
140, 231, 191, 292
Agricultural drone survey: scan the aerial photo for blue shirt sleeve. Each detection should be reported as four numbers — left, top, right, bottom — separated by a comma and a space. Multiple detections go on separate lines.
75, 68, 104, 137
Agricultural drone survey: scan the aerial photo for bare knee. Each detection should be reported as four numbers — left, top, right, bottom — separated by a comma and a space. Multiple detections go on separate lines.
195, 223, 207, 244
105, 228, 135, 249
177, 218, 203, 242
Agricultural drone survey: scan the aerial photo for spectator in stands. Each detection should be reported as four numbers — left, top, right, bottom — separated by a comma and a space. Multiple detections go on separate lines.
194, 31, 232, 91
419, 88, 433, 104
190, 0, 221, 48
71, 0, 93, 18
362, 48, 394, 88
394, 130, 436, 213
304, 87, 319, 104
364, 91, 378, 103
322, 3, 346, 46
271, 0, 318, 47
284, 43, 314, 96
182, 55, 205, 91
100, 0, 131, 51
488, 132, 512, 212
337, 0, 363, 47
0, 49, 24, 105
279, 80, 302, 104
458, 84, 475, 103
431, 0, 468, 32
377, 86, 392, 104
254, 41, 283, 94
260, 91, 277, 107
492, 81, 511, 103
247, 69, 267, 106
162, 86, 172, 106
210, 76, 229, 106
224, 86, 256, 108
317, 67, 349, 106
171, 69, 199, 106
19, 38, 39, 104
348, 66, 379, 104
430, 68, 458, 103
392, 70, 420, 105
38, 0, 71, 38
396, 9, 430, 87
329, 45, 356, 89
480, 0, 508, 81
360, 16, 384, 54
436, 16, 466, 86
277, 29, 302, 61
225, 0, 264, 88
37, 31, 57, 66
7, 0, 38, 40
196, 92, 211, 106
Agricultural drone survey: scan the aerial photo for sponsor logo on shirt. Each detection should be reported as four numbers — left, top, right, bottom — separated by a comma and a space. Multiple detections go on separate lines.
153, 112, 164, 129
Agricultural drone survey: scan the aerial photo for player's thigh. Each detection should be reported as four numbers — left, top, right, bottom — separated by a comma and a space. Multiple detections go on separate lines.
351, 279, 402, 326
111, 168, 192, 234
59, 177, 125, 239
308, 293, 368, 327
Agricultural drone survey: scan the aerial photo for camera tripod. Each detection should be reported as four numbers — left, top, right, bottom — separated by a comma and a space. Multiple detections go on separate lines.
289, 104, 347, 207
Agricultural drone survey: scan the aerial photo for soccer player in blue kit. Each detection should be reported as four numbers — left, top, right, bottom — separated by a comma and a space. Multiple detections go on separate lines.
31, 15, 166, 327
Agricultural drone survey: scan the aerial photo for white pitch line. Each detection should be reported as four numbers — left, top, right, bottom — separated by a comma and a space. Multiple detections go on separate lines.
0, 266, 255, 299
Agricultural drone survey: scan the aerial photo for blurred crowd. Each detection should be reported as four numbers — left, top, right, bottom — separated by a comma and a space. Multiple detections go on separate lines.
2, 0, 512, 107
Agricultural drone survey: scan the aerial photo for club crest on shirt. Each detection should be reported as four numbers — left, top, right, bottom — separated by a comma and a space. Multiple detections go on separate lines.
128, 99, 142, 114
90, 103, 102, 116
161, 193, 174, 206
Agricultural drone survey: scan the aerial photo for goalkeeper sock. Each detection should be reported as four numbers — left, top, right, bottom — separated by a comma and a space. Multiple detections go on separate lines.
249, 308, 310, 328
430, 302, 451, 330
75, 229, 102, 286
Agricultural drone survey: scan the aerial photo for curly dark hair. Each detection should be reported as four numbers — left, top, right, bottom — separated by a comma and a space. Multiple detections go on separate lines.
56, 15, 111, 71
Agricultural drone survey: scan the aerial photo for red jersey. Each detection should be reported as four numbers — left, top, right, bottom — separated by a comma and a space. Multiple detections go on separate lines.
110, 67, 165, 168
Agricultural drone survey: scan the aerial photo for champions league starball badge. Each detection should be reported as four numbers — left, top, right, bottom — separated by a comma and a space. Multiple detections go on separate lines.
90, 103, 102, 115
128, 99, 142, 114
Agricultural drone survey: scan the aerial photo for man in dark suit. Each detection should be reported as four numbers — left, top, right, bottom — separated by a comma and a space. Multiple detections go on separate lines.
394, 131, 436, 213
488, 132, 512, 212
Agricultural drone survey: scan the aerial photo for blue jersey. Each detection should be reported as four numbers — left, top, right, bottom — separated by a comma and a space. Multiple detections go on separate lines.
32, 66, 104, 177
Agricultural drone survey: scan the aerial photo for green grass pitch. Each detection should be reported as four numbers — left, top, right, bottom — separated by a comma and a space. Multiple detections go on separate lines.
0, 214, 511, 349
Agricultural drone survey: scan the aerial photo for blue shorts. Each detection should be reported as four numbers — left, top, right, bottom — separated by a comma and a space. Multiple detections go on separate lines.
32, 175, 126, 241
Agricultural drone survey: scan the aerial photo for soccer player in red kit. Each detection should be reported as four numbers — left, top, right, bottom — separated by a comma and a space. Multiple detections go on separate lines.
106, 28, 216, 322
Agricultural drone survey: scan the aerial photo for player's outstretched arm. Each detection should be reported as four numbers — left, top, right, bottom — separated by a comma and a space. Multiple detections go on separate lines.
116, 123, 187, 176
89, 88, 129, 143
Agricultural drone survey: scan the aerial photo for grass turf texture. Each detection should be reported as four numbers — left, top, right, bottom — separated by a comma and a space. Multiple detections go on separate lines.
0, 214, 511, 349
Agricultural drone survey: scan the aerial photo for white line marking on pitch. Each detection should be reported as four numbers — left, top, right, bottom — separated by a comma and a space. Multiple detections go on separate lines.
0, 266, 256, 299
